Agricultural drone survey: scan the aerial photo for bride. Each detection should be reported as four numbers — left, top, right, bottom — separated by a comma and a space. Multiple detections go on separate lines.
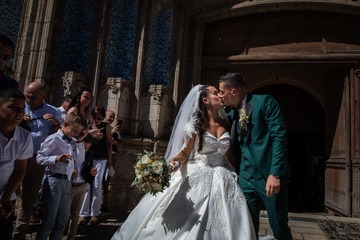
111, 85, 256, 240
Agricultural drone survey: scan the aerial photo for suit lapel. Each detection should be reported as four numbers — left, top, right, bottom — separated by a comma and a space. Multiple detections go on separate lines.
246, 94, 254, 116
244, 94, 254, 144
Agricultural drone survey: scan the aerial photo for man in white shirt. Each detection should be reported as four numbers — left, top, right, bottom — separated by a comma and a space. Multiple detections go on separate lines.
0, 89, 33, 240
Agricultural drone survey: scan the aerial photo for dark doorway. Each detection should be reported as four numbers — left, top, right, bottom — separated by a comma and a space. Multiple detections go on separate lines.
287, 132, 325, 212
253, 84, 325, 212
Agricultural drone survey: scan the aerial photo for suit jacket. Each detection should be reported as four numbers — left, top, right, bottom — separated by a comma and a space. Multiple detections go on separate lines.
229, 94, 288, 179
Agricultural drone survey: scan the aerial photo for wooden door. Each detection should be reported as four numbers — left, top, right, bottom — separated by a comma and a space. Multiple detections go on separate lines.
351, 67, 360, 217
324, 71, 351, 216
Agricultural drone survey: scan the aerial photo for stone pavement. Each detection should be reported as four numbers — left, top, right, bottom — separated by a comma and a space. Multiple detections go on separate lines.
23, 211, 360, 239
260, 211, 360, 240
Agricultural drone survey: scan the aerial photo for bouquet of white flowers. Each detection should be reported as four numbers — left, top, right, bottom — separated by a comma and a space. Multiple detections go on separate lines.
132, 150, 172, 196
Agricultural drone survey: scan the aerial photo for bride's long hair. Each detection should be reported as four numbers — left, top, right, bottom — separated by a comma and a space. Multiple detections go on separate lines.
195, 85, 209, 152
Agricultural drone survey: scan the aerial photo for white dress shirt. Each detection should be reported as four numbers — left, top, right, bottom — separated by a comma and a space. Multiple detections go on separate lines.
56, 106, 67, 123
36, 130, 85, 180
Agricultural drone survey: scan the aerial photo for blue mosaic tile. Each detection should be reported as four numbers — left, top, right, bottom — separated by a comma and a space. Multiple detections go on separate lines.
144, 2, 174, 87
103, 0, 138, 81
56, 0, 95, 77
0, 0, 23, 50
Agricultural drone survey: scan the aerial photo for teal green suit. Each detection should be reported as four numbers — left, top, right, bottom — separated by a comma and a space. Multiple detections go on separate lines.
229, 94, 292, 239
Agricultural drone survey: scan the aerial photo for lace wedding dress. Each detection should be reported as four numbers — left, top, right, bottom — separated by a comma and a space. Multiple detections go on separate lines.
111, 131, 256, 240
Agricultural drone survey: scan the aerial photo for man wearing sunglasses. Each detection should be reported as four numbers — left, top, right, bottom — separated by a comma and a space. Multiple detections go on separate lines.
0, 34, 18, 90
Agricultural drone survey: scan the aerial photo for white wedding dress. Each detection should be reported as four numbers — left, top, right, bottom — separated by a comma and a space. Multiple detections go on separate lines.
111, 132, 256, 240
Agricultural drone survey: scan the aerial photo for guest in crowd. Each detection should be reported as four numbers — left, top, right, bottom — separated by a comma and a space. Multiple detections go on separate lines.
104, 109, 122, 152
0, 89, 33, 240
64, 133, 97, 240
57, 95, 72, 122
67, 87, 92, 120
101, 109, 121, 212
13, 82, 63, 240
79, 106, 113, 225
35, 112, 87, 240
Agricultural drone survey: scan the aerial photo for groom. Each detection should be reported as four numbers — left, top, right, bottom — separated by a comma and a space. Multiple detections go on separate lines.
218, 72, 292, 240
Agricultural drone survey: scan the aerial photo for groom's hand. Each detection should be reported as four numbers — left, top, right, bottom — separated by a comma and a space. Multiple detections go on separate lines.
266, 175, 281, 197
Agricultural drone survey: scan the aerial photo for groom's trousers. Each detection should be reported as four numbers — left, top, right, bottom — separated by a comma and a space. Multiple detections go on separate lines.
239, 176, 293, 240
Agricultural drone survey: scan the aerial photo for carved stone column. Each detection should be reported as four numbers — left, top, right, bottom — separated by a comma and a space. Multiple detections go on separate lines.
139, 85, 171, 139
192, 21, 205, 85
171, 1, 190, 108
62, 71, 85, 96
89, 1, 111, 105
98, 77, 130, 133
132, 0, 153, 136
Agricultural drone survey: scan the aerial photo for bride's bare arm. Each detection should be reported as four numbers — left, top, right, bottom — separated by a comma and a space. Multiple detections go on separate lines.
169, 133, 196, 166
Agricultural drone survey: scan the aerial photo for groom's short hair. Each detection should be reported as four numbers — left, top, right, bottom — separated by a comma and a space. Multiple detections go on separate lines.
219, 72, 246, 88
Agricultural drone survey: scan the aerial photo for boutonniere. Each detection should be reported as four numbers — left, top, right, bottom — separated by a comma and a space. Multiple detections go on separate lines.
238, 104, 249, 131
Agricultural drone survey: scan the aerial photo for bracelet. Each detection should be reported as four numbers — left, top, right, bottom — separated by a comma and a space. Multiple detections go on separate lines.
170, 161, 180, 169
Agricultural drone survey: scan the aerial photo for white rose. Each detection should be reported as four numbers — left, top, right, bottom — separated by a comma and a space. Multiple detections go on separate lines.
141, 155, 151, 163
151, 161, 164, 174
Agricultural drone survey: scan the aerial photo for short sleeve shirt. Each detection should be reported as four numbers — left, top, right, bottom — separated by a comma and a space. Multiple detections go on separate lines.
0, 126, 33, 200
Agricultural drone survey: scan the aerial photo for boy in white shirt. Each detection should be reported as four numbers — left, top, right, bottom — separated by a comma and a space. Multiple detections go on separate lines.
35, 112, 87, 240
0, 89, 33, 240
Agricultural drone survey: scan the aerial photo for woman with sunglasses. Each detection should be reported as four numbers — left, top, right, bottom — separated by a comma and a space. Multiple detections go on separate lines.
79, 106, 113, 225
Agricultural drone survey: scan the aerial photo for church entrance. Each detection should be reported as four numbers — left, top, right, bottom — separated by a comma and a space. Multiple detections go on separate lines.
199, 6, 360, 215
253, 84, 325, 213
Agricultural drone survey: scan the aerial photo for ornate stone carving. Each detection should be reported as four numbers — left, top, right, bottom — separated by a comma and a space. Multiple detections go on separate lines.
107, 77, 120, 94
62, 71, 85, 96
98, 77, 131, 133
139, 85, 172, 138
148, 84, 166, 104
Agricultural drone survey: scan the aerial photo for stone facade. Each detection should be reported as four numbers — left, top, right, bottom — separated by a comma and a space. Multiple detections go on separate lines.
1, 0, 360, 215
